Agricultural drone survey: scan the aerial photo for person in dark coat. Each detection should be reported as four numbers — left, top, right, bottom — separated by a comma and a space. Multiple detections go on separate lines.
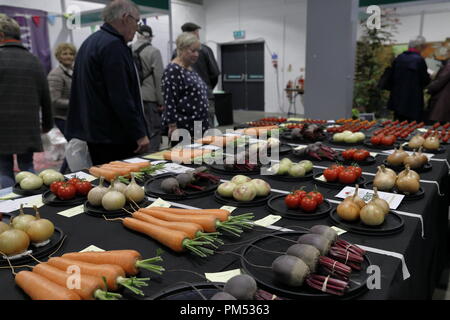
0, 14, 53, 188
66, 0, 149, 165
426, 56, 450, 123
387, 36, 431, 122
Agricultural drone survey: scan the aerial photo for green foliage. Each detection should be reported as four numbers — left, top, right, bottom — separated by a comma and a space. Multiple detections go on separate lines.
354, 8, 399, 117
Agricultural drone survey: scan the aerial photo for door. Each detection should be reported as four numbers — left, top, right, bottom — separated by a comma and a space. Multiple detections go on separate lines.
221, 42, 265, 111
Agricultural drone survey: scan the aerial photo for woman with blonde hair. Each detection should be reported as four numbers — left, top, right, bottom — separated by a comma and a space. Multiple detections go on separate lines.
47, 43, 77, 173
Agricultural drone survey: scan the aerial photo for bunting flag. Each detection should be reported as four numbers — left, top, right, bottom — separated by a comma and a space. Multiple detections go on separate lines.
47, 15, 56, 25
32, 15, 40, 27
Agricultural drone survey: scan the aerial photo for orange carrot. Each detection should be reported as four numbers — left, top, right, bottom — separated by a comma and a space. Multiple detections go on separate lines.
99, 165, 133, 177
146, 207, 230, 222
121, 218, 214, 257
32, 263, 120, 300
88, 166, 118, 182
15, 271, 81, 300
62, 250, 164, 276
109, 161, 151, 170
47, 257, 150, 295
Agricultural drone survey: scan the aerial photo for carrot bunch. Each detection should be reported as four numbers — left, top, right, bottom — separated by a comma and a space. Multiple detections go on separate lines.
14, 249, 164, 300
111, 207, 254, 258
89, 161, 164, 183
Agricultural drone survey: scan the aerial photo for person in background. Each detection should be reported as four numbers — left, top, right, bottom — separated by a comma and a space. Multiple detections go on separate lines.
387, 36, 431, 122
47, 43, 77, 173
0, 14, 53, 188
177, 22, 220, 128
162, 32, 209, 144
426, 50, 450, 123
66, 0, 149, 165
131, 24, 164, 153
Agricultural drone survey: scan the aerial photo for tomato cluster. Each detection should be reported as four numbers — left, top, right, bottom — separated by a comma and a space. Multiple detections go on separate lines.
423, 129, 450, 142
285, 124, 304, 130
431, 122, 450, 130
327, 120, 375, 133
50, 177, 93, 200
370, 134, 396, 146
341, 149, 370, 162
302, 119, 328, 125
284, 188, 324, 212
376, 120, 424, 139
246, 121, 280, 127
323, 164, 362, 184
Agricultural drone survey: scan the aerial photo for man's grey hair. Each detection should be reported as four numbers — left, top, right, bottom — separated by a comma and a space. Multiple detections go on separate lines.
0, 14, 21, 40
409, 36, 426, 49
101, 0, 140, 23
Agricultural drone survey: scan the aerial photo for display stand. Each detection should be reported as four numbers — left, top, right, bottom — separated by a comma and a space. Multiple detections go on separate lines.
285, 88, 304, 116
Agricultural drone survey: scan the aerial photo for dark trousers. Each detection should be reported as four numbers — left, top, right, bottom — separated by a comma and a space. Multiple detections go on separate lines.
87, 142, 137, 166
0, 153, 34, 188
143, 101, 162, 153
54, 118, 69, 173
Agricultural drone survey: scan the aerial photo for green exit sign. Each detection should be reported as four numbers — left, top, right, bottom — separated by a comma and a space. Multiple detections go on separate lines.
233, 30, 246, 40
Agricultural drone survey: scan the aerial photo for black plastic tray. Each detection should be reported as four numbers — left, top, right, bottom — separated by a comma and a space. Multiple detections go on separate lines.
266, 195, 332, 220
144, 173, 219, 200
329, 209, 404, 236
382, 159, 432, 173
336, 155, 376, 166
214, 191, 273, 207
264, 170, 314, 182
403, 145, 445, 154
13, 183, 48, 197
84, 199, 151, 218
313, 173, 366, 189
42, 190, 87, 207
0, 213, 65, 267
363, 181, 425, 201
240, 231, 370, 300
146, 282, 224, 300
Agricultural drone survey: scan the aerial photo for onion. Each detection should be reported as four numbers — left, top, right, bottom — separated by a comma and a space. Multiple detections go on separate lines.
250, 179, 271, 197
370, 187, 390, 215
333, 133, 345, 142
417, 147, 429, 165
11, 206, 36, 232
88, 177, 109, 206
354, 132, 366, 142
423, 134, 440, 150
102, 190, 126, 211
42, 171, 65, 186
217, 182, 237, 198
231, 175, 252, 185
25, 211, 54, 243
124, 174, 145, 203
344, 185, 366, 208
403, 151, 423, 169
408, 134, 425, 149
398, 164, 420, 181
344, 133, 358, 144
298, 160, 313, 173
387, 146, 408, 166
288, 164, 306, 177
336, 200, 360, 221
360, 203, 385, 226
278, 158, 293, 174
373, 165, 397, 191
232, 182, 256, 202
396, 166, 420, 195
267, 137, 280, 149
20, 174, 43, 190
0, 214, 10, 235
15, 171, 35, 184
38, 169, 58, 178
112, 179, 127, 194
0, 228, 30, 256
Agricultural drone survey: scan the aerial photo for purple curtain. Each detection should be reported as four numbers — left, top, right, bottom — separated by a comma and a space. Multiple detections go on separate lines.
0, 6, 51, 73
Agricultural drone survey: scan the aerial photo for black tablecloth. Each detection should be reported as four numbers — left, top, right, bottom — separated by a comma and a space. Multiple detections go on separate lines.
1, 126, 449, 301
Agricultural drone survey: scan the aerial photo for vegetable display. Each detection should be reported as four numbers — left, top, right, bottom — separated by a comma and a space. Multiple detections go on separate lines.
322, 164, 362, 184
268, 159, 313, 178
373, 165, 421, 195
89, 161, 164, 182
332, 131, 365, 144
341, 149, 370, 162
159, 167, 220, 196
293, 142, 338, 161
284, 188, 324, 212
217, 176, 271, 202
288, 123, 326, 142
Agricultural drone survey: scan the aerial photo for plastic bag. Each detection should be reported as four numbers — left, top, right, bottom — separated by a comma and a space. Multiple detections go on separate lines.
65, 138, 93, 172
41, 127, 67, 161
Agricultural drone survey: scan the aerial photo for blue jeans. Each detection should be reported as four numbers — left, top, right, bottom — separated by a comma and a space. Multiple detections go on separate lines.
0, 153, 35, 188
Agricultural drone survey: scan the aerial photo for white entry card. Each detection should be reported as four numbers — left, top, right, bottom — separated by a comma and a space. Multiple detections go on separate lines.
335, 186, 404, 210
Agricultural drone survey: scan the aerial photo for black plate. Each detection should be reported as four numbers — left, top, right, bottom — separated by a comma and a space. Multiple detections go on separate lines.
13, 182, 48, 196
276, 143, 293, 155
363, 181, 425, 200
403, 145, 445, 154
336, 155, 376, 166
42, 190, 87, 206
207, 162, 262, 176
266, 195, 332, 220
313, 173, 366, 189
144, 173, 219, 200
146, 282, 224, 300
328, 138, 364, 147
0, 213, 65, 267
280, 131, 325, 143
329, 209, 404, 236
264, 170, 314, 182
214, 191, 273, 207
363, 141, 399, 150
382, 159, 432, 173
240, 231, 370, 300
84, 199, 151, 218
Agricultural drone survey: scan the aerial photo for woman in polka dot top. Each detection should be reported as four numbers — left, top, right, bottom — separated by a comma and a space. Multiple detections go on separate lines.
162, 32, 209, 143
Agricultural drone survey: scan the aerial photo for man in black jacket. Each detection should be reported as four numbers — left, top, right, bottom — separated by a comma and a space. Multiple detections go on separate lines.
177, 22, 221, 128
387, 36, 431, 122
66, 0, 149, 165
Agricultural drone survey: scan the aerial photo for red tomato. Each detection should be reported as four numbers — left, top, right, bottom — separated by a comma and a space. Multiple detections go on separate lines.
371, 135, 382, 145
67, 177, 81, 186
342, 149, 357, 160
50, 181, 64, 194
293, 189, 307, 200
75, 180, 93, 196
57, 183, 77, 200
323, 168, 338, 182
285, 194, 301, 209
308, 191, 324, 205
348, 165, 362, 178
300, 196, 318, 212
338, 169, 357, 184
330, 164, 345, 175
353, 150, 369, 162
381, 135, 396, 146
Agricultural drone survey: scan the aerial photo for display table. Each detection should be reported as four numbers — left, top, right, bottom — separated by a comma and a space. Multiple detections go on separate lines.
0, 122, 448, 301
